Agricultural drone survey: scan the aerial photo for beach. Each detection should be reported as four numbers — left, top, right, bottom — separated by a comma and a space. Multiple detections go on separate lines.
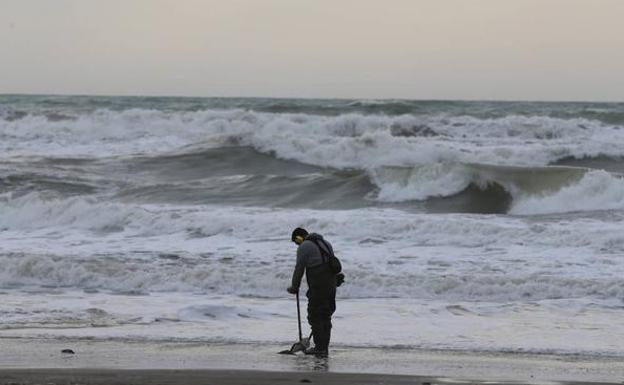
0, 370, 619, 385
1, 338, 624, 384
2, 96, 624, 384
3, 0, 624, 381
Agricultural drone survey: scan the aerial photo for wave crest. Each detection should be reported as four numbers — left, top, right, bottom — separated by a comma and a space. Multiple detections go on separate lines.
510, 170, 624, 215
2, 108, 623, 169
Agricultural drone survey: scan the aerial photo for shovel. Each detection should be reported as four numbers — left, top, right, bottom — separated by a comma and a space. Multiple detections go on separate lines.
278, 291, 312, 354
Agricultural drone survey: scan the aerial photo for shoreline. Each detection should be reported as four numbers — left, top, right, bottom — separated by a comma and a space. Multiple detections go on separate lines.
0, 369, 619, 385
1, 338, 623, 384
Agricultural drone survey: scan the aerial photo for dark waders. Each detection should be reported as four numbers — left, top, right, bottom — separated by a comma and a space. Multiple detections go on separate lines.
306, 263, 336, 352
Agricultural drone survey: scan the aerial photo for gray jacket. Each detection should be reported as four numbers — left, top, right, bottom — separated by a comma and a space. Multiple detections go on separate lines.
291, 233, 334, 289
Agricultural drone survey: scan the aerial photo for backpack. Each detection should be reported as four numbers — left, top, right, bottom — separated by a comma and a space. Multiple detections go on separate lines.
310, 238, 342, 275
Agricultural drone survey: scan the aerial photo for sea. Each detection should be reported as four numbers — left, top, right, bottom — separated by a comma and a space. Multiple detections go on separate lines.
1, 94, 624, 357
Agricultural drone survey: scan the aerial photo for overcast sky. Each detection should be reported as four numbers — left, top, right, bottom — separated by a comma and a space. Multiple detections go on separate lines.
1, 0, 623, 101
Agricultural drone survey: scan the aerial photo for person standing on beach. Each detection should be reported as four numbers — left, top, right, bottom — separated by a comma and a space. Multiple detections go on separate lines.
287, 227, 342, 356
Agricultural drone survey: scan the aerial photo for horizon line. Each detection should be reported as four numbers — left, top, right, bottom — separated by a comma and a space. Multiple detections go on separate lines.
1, 92, 623, 105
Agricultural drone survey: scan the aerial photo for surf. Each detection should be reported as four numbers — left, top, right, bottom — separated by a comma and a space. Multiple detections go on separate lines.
368, 162, 624, 215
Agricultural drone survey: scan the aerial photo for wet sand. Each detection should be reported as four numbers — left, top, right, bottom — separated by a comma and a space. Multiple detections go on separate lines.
0, 369, 619, 385
0, 338, 623, 384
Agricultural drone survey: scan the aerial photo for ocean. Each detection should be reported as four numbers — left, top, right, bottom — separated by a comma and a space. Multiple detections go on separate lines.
1, 94, 624, 356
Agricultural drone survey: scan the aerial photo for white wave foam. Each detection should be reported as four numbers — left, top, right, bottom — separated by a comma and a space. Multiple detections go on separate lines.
511, 170, 624, 215
5, 292, 624, 360
1, 194, 624, 300
2, 109, 624, 168
177, 305, 272, 322
370, 164, 473, 201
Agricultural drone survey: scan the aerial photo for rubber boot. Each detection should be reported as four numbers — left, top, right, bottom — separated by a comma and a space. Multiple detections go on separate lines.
306, 322, 330, 356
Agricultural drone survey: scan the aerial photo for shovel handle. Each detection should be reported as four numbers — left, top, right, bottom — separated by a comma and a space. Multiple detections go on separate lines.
296, 291, 302, 342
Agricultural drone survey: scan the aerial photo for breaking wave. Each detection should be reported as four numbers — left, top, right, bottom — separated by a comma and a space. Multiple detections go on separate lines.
2, 148, 624, 215
2, 108, 624, 167
510, 170, 624, 215
369, 162, 624, 215
2, 105, 624, 214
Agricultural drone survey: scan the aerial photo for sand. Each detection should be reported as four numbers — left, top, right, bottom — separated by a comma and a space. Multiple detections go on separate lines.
0, 338, 623, 384
0, 369, 618, 385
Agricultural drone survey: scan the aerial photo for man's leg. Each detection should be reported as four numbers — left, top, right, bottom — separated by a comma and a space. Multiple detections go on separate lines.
307, 287, 335, 353
307, 290, 324, 350
317, 287, 336, 351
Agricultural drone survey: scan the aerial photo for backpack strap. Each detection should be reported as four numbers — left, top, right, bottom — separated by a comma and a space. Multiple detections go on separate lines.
309, 237, 343, 275
309, 238, 331, 264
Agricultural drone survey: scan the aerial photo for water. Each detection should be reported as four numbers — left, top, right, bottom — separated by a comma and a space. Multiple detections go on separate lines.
1, 95, 624, 356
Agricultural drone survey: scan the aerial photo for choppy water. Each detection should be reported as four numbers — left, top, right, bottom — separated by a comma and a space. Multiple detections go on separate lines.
1, 95, 624, 356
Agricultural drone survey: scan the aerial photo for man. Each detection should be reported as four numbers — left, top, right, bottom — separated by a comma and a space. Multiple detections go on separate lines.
287, 227, 337, 356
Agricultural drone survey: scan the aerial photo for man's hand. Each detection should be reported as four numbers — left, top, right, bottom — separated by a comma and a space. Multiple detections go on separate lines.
287, 286, 298, 294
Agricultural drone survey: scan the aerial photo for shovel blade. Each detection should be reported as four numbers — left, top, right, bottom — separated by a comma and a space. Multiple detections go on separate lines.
289, 341, 307, 353
278, 341, 308, 355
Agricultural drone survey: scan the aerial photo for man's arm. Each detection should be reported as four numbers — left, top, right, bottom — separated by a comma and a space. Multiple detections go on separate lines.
288, 244, 307, 293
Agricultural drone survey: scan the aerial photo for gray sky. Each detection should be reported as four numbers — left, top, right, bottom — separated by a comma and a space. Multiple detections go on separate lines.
1, 0, 623, 101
